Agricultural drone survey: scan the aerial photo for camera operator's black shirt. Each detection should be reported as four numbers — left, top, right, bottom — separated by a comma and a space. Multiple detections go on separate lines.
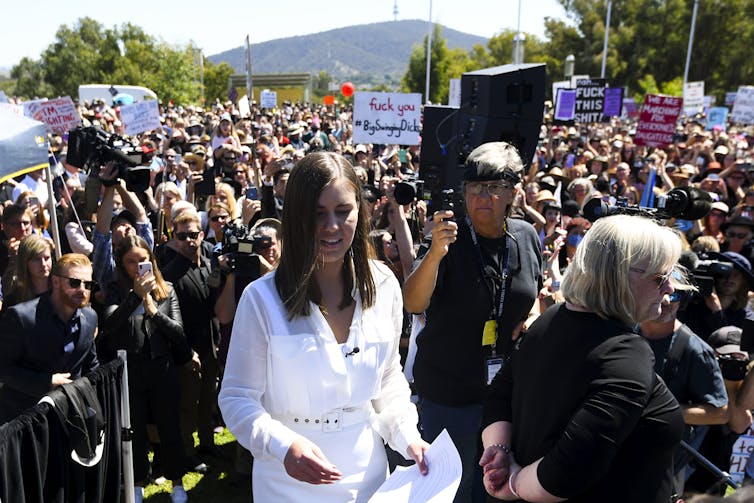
411, 217, 542, 406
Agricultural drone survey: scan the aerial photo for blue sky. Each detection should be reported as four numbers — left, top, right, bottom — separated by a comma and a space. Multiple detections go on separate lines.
1, 0, 569, 68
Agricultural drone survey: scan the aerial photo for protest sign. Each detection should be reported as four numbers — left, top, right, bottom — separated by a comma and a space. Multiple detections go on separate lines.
260, 89, 277, 109
725, 92, 738, 107
119, 100, 160, 136
706, 107, 729, 131
731, 86, 754, 124
622, 98, 638, 119
602, 87, 623, 118
0, 91, 8, 103
25, 97, 81, 134
683, 81, 704, 115
353, 92, 421, 145
729, 426, 754, 486
574, 78, 607, 123
554, 89, 576, 121
570, 75, 590, 88
634, 94, 683, 147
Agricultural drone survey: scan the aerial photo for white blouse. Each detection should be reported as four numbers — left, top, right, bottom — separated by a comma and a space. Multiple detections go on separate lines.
218, 261, 421, 464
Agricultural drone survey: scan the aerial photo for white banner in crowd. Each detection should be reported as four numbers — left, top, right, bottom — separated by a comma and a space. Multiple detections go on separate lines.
732, 86, 754, 124
260, 89, 277, 109
683, 81, 705, 115
352, 92, 422, 145
24, 96, 81, 134
119, 100, 160, 136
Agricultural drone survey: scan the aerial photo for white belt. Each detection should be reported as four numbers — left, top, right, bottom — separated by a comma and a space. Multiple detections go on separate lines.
279, 405, 371, 432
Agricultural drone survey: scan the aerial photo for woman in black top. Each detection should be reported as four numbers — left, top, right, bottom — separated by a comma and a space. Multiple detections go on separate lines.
480, 214, 685, 502
404, 141, 542, 502
99, 235, 191, 503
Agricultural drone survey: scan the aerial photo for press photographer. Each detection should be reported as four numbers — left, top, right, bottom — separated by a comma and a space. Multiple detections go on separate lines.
679, 251, 754, 342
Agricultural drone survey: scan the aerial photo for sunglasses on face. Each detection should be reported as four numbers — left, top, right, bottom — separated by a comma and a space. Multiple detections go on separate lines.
56, 275, 96, 290
210, 215, 229, 222
726, 231, 751, 240
630, 267, 673, 288
465, 182, 513, 197
223, 156, 236, 161
176, 231, 200, 240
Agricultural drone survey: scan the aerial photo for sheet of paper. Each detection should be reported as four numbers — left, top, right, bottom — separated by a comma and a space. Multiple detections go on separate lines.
370, 429, 461, 502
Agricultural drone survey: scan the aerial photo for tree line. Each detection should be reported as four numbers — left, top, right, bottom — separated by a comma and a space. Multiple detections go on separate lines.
3, 1, 753, 107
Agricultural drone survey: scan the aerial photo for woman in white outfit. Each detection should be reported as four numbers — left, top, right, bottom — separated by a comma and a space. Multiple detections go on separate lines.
219, 152, 428, 502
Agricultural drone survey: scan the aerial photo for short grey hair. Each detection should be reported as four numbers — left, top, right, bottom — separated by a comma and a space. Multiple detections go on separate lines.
464, 142, 524, 183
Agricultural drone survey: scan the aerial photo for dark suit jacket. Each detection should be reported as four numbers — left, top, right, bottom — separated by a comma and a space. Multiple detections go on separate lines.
162, 253, 219, 357
0, 294, 99, 423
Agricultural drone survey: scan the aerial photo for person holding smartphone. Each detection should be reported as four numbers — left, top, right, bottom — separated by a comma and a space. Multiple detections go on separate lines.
99, 235, 191, 503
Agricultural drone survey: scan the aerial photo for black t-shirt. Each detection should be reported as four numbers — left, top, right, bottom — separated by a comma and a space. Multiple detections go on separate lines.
484, 304, 683, 502
412, 218, 542, 406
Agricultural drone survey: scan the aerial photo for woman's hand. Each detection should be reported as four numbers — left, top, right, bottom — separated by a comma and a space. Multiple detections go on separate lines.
133, 270, 156, 299
241, 198, 261, 225
407, 440, 430, 475
428, 211, 458, 258
284, 437, 342, 484
479, 447, 523, 500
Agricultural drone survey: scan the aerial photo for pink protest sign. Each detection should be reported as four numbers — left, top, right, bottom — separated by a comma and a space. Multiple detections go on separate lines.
634, 94, 683, 147
27, 97, 81, 134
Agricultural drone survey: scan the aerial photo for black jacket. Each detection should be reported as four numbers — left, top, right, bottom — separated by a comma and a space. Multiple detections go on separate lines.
100, 285, 190, 364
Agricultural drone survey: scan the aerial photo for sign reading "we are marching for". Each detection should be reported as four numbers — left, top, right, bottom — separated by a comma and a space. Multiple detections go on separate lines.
634, 94, 683, 148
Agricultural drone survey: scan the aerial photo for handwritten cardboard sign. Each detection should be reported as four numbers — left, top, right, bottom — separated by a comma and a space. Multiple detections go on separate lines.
25, 96, 81, 134
353, 92, 422, 145
634, 94, 683, 148
119, 100, 160, 136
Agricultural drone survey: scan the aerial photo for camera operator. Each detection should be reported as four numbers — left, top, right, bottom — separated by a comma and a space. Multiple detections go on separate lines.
640, 277, 728, 491
403, 142, 542, 502
91, 164, 154, 298
680, 251, 754, 341
685, 326, 754, 494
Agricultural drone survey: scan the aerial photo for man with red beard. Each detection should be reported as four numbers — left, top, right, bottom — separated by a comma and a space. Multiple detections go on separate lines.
0, 253, 99, 424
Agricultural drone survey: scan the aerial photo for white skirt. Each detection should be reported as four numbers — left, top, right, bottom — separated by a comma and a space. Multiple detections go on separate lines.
252, 421, 388, 502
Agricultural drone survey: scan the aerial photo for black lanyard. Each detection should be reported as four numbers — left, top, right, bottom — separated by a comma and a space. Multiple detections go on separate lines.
466, 215, 510, 322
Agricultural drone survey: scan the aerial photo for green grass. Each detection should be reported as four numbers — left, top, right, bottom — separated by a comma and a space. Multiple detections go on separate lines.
143, 429, 251, 502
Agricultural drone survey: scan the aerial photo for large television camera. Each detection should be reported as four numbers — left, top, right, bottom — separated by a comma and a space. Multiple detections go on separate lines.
679, 250, 734, 298
583, 187, 712, 223
66, 126, 152, 193
219, 221, 271, 278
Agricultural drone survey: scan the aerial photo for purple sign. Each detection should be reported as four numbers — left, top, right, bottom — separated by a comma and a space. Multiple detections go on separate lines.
554, 89, 577, 121
602, 87, 623, 118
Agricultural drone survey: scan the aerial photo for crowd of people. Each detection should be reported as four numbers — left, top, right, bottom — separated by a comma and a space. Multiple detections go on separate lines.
1, 94, 754, 501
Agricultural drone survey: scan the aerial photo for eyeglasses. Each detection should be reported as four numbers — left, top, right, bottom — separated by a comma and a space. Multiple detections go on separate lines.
465, 182, 513, 197
210, 215, 229, 222
233, 170, 245, 175
709, 211, 726, 218
629, 267, 673, 288
56, 275, 96, 290
726, 231, 751, 240
176, 231, 200, 240
223, 156, 236, 161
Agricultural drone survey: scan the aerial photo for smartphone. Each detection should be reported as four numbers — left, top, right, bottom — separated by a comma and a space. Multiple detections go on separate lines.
566, 154, 575, 168
246, 186, 259, 200
173, 154, 182, 165
707, 173, 721, 181
28, 196, 39, 207
138, 261, 153, 277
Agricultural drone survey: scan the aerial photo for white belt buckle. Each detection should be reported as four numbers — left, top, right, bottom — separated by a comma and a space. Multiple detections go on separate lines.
323, 410, 342, 432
